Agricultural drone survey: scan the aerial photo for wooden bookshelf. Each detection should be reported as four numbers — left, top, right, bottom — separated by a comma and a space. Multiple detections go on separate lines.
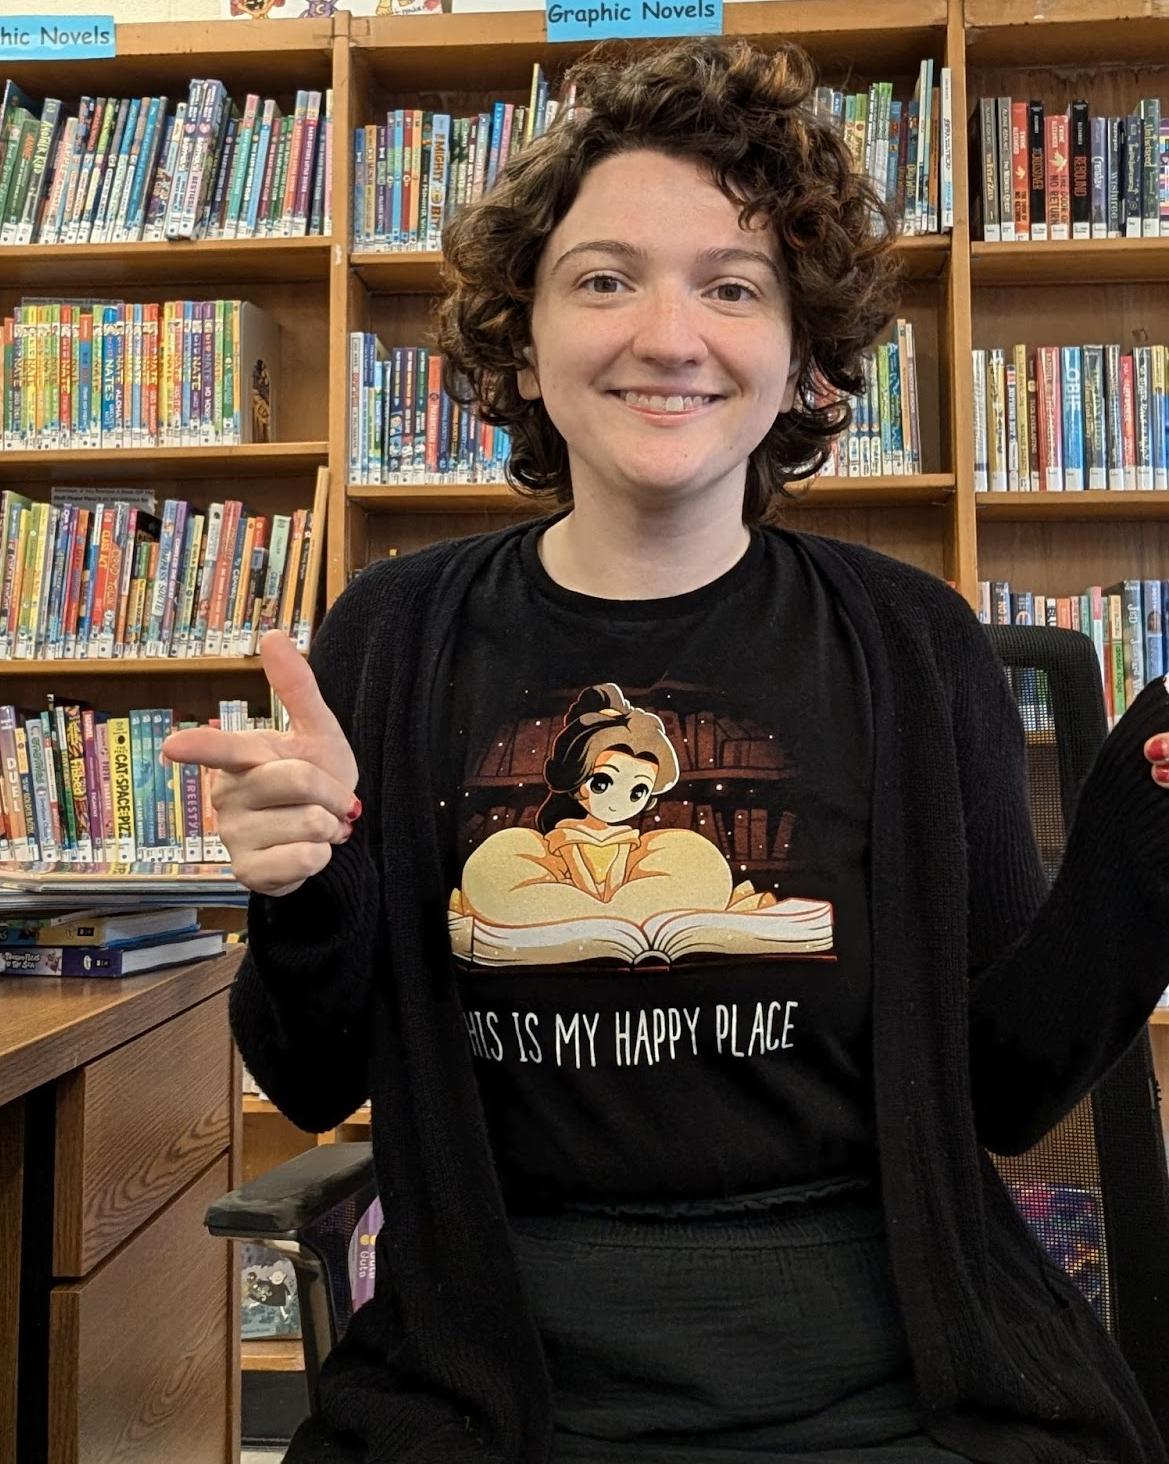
0, 237, 332, 289
348, 474, 957, 513
7, 0, 1169, 1398
0, 443, 328, 483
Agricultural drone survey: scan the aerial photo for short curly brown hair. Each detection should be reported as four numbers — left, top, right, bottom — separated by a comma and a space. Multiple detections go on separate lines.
435, 34, 902, 524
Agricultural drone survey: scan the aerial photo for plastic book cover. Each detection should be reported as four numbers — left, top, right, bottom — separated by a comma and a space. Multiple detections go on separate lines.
1005, 1181, 1106, 1324
241, 1241, 301, 1339
347, 1195, 383, 1312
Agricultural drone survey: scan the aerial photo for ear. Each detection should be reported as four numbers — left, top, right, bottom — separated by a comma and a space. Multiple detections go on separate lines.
517, 344, 541, 402
779, 353, 801, 413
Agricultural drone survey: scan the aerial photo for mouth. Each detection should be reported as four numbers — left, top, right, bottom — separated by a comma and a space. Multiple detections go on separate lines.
608, 390, 723, 417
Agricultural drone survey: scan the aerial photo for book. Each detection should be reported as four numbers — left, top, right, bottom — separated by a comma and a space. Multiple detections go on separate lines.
448, 895, 834, 970
0, 926, 225, 975
0, 903, 199, 945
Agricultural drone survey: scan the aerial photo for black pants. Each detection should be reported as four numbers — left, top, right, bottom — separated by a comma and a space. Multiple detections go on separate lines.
507, 1176, 971, 1463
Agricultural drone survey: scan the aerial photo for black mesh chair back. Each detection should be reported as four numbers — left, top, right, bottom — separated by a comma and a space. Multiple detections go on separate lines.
985, 623, 1169, 1445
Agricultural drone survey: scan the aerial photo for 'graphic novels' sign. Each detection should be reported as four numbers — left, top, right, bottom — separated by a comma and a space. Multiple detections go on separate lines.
546, 0, 720, 43
0, 17, 115, 60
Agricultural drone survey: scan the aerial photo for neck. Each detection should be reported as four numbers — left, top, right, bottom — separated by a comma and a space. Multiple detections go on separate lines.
537, 495, 752, 601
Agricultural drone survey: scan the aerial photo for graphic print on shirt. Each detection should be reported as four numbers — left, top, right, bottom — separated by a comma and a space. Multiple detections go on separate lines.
448, 680, 835, 971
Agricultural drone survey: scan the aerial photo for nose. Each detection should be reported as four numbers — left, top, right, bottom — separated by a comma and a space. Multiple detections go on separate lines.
629, 286, 709, 368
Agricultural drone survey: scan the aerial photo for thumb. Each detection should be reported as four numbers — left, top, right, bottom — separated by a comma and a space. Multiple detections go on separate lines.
259, 630, 346, 743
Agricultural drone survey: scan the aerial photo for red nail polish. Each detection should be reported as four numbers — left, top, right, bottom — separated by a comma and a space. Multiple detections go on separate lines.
345, 797, 363, 823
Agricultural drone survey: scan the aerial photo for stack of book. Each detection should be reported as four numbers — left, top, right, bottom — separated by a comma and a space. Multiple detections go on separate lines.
815, 319, 922, 477
972, 341, 1169, 493
0, 903, 226, 977
971, 96, 1169, 243
348, 338, 510, 484
0, 78, 333, 245
352, 64, 574, 251
977, 577, 1164, 728
1, 298, 281, 450
0, 482, 326, 662
0, 694, 285, 866
811, 61, 954, 236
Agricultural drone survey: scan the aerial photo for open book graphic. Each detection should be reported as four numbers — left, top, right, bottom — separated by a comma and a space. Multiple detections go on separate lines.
450, 896, 833, 970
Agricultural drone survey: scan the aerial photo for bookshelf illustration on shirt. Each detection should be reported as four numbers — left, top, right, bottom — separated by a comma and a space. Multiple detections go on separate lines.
448, 679, 835, 971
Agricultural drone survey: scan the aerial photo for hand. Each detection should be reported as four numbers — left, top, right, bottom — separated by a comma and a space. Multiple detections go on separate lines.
161, 630, 361, 897
1144, 732, 1169, 787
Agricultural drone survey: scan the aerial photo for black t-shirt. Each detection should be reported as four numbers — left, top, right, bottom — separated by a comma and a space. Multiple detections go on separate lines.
431, 517, 877, 1210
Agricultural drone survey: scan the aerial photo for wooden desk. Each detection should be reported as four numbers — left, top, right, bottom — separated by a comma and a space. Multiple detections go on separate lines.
0, 946, 244, 1464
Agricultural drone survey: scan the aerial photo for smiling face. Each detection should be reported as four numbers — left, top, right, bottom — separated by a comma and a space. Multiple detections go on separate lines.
517, 148, 798, 513
577, 749, 659, 824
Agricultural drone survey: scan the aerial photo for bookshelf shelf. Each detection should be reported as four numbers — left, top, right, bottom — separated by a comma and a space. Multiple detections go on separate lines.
347, 475, 956, 514
0, 443, 328, 483
963, 1, 1169, 67
0, 238, 332, 290
969, 238, 1169, 287
0, 655, 269, 677
351, 235, 949, 293
976, 491, 1169, 522
241, 1338, 305, 1373
1152, 1008, 1169, 1026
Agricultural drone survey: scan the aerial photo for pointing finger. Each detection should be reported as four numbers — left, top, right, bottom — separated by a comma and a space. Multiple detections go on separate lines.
259, 630, 346, 743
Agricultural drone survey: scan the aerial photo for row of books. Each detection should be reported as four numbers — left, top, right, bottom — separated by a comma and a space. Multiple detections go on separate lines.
0, 696, 282, 865
353, 64, 573, 251
811, 62, 953, 236
0, 481, 326, 662
349, 337, 511, 484
977, 578, 1165, 727
0, 903, 225, 977
972, 342, 1169, 493
2, 299, 280, 451
813, 319, 922, 477
0, 78, 333, 245
971, 96, 1169, 243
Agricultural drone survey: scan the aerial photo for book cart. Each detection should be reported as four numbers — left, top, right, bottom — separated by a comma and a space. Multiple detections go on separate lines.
4, 0, 1169, 1410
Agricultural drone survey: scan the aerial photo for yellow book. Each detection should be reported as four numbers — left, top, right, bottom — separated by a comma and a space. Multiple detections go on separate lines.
15, 499, 46, 659
1155, 345, 1167, 490
278, 508, 305, 637
22, 304, 37, 445
226, 512, 257, 655
295, 466, 329, 650
107, 716, 136, 862
170, 751, 185, 862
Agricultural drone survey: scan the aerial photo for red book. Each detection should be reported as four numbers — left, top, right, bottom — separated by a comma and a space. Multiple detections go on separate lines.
1045, 112, 1070, 239
1011, 101, 1030, 238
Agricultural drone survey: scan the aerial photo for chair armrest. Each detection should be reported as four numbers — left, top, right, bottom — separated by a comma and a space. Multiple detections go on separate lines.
204, 1141, 374, 1241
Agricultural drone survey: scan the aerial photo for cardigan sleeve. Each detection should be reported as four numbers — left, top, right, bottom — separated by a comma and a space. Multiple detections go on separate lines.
228, 569, 383, 1134
959, 610, 1169, 1156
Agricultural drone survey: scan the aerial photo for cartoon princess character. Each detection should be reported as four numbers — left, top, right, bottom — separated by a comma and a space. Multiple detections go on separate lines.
453, 682, 780, 932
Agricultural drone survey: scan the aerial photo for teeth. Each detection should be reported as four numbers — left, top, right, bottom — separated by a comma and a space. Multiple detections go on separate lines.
618, 391, 715, 413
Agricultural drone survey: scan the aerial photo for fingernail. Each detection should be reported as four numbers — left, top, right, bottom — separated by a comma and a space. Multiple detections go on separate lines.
1155, 765, 1169, 784
345, 797, 363, 824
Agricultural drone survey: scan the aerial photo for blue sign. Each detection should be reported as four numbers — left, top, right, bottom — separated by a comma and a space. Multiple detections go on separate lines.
546, 0, 721, 43
0, 16, 115, 61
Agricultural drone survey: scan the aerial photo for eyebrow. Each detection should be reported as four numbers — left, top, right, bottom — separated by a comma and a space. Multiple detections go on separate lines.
549, 239, 783, 284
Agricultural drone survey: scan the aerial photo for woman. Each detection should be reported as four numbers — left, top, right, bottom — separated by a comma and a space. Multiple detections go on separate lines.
165, 35, 1169, 1464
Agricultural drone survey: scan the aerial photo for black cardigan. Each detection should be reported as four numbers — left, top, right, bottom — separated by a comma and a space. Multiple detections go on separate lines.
231, 517, 1169, 1464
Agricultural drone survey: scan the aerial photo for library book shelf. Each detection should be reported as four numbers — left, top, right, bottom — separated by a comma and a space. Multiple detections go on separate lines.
4, 0, 1169, 1398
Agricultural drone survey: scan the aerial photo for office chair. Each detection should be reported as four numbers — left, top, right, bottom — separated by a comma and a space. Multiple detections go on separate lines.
206, 623, 1169, 1444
